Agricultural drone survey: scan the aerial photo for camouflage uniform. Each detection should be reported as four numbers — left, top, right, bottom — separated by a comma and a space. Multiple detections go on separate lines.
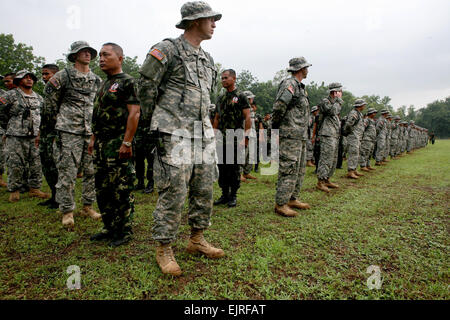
0, 88, 43, 192
215, 89, 250, 196
92, 72, 138, 239
134, 117, 155, 189
0, 88, 5, 178
390, 117, 400, 157
44, 66, 102, 214
344, 100, 365, 171
272, 70, 310, 206
359, 110, 377, 168
261, 116, 272, 162
242, 97, 257, 175
375, 112, 388, 162
138, 34, 218, 243
384, 116, 392, 160
306, 106, 318, 162
316, 87, 343, 180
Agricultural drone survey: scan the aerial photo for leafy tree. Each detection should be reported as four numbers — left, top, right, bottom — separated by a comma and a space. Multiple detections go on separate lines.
415, 97, 450, 138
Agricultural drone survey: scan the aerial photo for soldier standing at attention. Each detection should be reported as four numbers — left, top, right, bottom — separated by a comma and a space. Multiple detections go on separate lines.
343, 99, 366, 179
316, 83, 344, 193
375, 110, 389, 166
242, 90, 260, 179
137, 1, 225, 277
213, 70, 251, 208
272, 57, 311, 217
0, 75, 5, 188
0, 70, 50, 202
359, 108, 378, 172
88, 43, 140, 247
44, 41, 102, 229
306, 105, 319, 167
38, 64, 60, 208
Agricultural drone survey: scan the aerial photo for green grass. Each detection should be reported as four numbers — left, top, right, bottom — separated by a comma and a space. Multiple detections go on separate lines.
0, 140, 449, 300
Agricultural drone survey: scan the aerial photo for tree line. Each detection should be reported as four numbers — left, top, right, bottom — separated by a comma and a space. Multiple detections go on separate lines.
1, 33, 448, 138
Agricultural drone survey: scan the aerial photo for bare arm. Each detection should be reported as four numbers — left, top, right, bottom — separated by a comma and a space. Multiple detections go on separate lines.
119, 104, 140, 159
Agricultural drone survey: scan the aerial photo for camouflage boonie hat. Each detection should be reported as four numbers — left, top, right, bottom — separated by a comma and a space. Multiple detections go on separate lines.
394, 116, 401, 121
13, 70, 38, 85
67, 41, 97, 63
243, 90, 255, 99
287, 57, 311, 72
409, 120, 415, 124
380, 109, 389, 114
387, 113, 393, 118
176, 1, 222, 29
367, 108, 378, 115
353, 99, 367, 107
311, 106, 319, 113
328, 82, 343, 92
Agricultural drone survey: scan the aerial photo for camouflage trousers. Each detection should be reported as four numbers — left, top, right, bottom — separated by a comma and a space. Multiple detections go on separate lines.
276, 138, 307, 206
53, 132, 95, 214
0, 135, 5, 175
375, 136, 386, 162
243, 141, 258, 175
5, 136, 42, 192
134, 134, 155, 185
94, 138, 135, 237
306, 139, 314, 161
384, 138, 391, 159
346, 135, 361, 171
359, 140, 374, 168
39, 132, 58, 195
152, 134, 217, 244
317, 135, 339, 180
390, 139, 398, 157
406, 138, 412, 152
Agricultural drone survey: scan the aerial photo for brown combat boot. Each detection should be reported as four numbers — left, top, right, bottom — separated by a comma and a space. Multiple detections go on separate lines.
29, 188, 50, 199
316, 179, 330, 193
306, 160, 315, 167
375, 162, 382, 166
80, 205, 102, 220
367, 166, 376, 171
243, 173, 257, 180
354, 171, 364, 177
9, 191, 20, 203
186, 229, 225, 259
275, 204, 299, 217
325, 179, 339, 189
288, 199, 311, 210
0, 176, 7, 188
240, 174, 247, 183
156, 243, 182, 276
62, 212, 75, 230
361, 167, 370, 172
347, 171, 359, 179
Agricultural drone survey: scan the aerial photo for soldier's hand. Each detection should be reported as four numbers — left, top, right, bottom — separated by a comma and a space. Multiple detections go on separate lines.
88, 137, 95, 155
35, 136, 40, 148
119, 144, 132, 159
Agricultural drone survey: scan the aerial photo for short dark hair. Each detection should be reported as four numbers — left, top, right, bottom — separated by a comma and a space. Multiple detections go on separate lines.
222, 69, 236, 77
102, 42, 124, 58
42, 64, 59, 73
4, 72, 15, 78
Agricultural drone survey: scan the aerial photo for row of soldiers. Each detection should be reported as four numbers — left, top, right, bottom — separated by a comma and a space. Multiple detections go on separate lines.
0, 1, 431, 277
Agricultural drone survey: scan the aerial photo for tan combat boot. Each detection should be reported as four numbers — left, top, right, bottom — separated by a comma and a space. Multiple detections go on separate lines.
0, 177, 7, 188
367, 166, 376, 171
316, 179, 330, 193
361, 167, 370, 172
275, 204, 299, 217
62, 212, 75, 230
375, 162, 382, 166
240, 174, 247, 183
80, 205, 102, 220
9, 191, 20, 203
29, 188, 50, 199
288, 199, 311, 210
187, 229, 225, 259
306, 160, 315, 167
156, 243, 182, 276
347, 171, 359, 179
354, 171, 364, 177
325, 179, 340, 189
243, 173, 257, 180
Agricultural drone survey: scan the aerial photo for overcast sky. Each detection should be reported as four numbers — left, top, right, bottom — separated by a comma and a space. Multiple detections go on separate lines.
1, 0, 450, 109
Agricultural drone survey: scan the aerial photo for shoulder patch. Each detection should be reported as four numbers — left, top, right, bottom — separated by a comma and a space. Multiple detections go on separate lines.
49, 77, 61, 89
232, 97, 239, 104
150, 48, 166, 61
0, 97, 6, 105
287, 85, 294, 95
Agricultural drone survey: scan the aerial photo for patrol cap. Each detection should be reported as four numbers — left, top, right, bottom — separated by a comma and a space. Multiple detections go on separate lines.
176, 1, 222, 29
366, 108, 378, 115
287, 57, 311, 73
353, 99, 367, 108
243, 90, 255, 99
311, 106, 319, 113
13, 70, 38, 85
380, 109, 389, 115
328, 82, 343, 92
67, 41, 98, 63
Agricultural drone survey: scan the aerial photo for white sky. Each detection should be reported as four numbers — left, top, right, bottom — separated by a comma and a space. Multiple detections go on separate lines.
1, 0, 450, 109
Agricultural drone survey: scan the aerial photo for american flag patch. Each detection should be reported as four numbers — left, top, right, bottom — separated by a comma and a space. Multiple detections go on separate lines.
232, 97, 239, 104
0, 97, 6, 104
150, 48, 165, 61
287, 85, 294, 94
49, 77, 61, 89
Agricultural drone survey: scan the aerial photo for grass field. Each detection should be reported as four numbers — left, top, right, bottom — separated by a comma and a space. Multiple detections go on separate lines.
0, 140, 448, 300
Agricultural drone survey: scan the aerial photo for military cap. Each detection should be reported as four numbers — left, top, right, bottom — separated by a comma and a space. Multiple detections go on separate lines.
311, 106, 319, 113
380, 109, 389, 114
243, 90, 255, 99
287, 57, 311, 73
328, 82, 343, 92
353, 99, 367, 108
367, 108, 378, 115
409, 120, 415, 124
176, 1, 222, 29
13, 70, 38, 85
387, 113, 393, 118
394, 116, 401, 121
67, 41, 97, 63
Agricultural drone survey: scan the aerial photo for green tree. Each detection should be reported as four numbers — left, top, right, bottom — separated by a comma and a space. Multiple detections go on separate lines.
415, 97, 450, 138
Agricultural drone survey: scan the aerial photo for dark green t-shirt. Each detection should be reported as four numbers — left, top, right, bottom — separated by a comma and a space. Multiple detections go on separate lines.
215, 89, 250, 134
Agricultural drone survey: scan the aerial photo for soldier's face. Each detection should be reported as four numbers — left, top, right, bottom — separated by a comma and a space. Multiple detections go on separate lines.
369, 113, 376, 119
41, 68, 55, 83
99, 45, 122, 74
76, 49, 92, 65
301, 67, 309, 78
20, 75, 34, 88
4, 76, 15, 89
197, 17, 216, 40
221, 72, 235, 89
